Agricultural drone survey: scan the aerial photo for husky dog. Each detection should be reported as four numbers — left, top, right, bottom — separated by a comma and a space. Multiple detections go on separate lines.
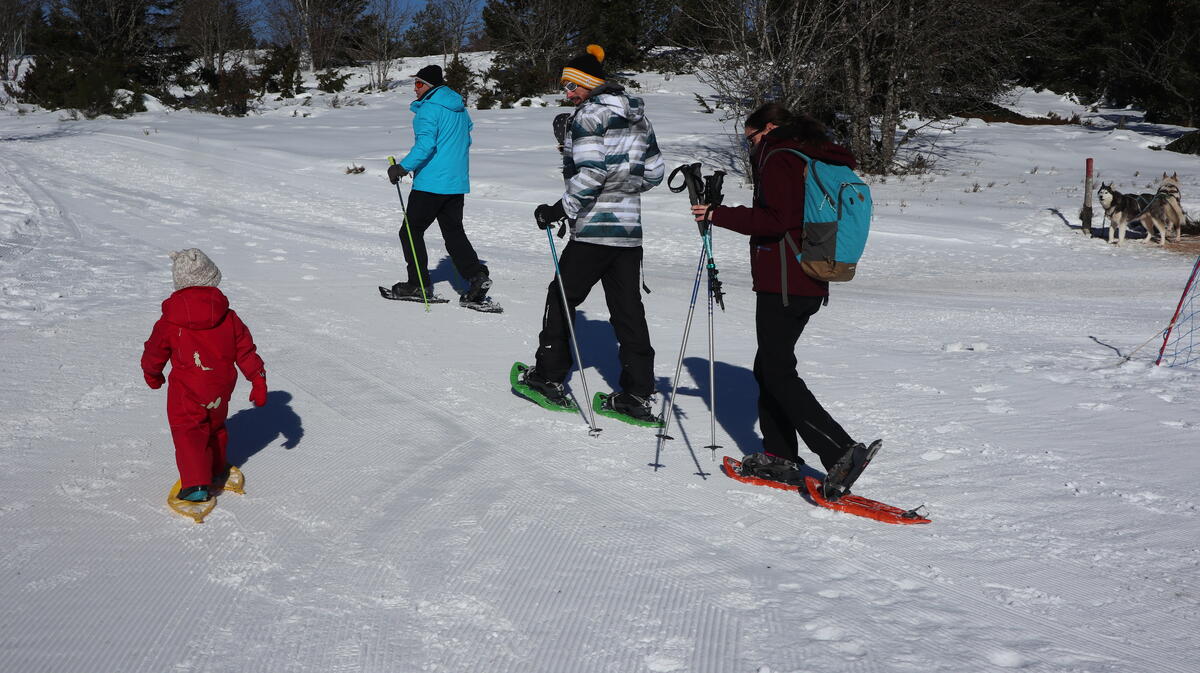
1098, 182, 1151, 245
1142, 172, 1184, 245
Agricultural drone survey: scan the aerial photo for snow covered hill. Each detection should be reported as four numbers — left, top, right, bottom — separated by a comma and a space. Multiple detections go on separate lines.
2, 59, 1198, 672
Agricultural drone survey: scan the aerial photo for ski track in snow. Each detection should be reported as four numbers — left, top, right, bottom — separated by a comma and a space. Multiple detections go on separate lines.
2, 69, 1199, 672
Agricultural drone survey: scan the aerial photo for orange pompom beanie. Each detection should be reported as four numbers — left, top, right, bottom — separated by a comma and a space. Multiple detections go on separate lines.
561, 44, 606, 90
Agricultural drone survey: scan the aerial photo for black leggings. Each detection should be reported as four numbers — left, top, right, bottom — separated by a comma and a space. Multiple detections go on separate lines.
754, 293, 854, 469
535, 241, 655, 396
399, 190, 486, 284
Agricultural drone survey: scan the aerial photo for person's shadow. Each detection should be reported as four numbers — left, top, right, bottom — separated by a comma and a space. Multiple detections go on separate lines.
678, 357, 760, 455
429, 255, 495, 297
674, 360, 827, 480
568, 315, 762, 455
572, 312, 624, 390
430, 256, 466, 295
225, 390, 304, 467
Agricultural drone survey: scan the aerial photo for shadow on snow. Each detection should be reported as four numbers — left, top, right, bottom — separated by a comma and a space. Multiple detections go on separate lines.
225, 390, 304, 467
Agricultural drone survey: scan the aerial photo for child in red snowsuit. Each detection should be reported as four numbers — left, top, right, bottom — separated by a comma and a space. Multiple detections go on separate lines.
141, 249, 267, 502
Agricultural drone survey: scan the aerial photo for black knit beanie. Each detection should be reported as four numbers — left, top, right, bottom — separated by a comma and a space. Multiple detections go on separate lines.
561, 44, 606, 89
411, 65, 445, 88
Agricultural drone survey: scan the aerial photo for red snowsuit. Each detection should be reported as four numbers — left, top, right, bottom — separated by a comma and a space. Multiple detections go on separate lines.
141, 287, 265, 489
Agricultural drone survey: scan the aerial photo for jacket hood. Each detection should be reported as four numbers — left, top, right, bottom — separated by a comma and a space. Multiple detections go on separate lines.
411, 85, 465, 114
756, 133, 857, 170
161, 286, 230, 330
588, 83, 645, 124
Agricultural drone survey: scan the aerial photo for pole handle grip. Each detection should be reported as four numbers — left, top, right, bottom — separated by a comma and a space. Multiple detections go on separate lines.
388, 156, 397, 166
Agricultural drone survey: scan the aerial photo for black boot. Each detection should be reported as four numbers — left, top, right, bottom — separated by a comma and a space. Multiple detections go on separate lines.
605, 391, 660, 423
390, 281, 425, 298
740, 452, 805, 486
522, 367, 569, 406
461, 273, 493, 303
822, 439, 882, 500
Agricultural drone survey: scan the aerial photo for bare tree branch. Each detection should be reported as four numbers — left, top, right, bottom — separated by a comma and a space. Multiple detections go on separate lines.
348, 0, 413, 91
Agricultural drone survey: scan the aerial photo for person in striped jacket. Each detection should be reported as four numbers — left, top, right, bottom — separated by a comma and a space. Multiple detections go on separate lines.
521, 44, 665, 422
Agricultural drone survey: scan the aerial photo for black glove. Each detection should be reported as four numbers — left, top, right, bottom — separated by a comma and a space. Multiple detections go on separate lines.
534, 201, 566, 229
387, 164, 408, 184
552, 113, 571, 148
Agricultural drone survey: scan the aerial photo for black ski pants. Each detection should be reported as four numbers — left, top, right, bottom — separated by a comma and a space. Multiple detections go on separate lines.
754, 292, 855, 469
535, 240, 655, 397
399, 190, 487, 285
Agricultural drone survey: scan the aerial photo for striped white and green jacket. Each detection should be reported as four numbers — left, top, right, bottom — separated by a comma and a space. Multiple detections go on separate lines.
561, 84, 665, 247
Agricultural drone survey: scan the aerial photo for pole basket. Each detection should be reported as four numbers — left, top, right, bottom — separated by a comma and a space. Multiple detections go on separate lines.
1156, 255, 1200, 368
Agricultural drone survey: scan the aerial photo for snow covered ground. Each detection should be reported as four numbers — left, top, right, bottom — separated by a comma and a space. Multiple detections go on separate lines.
2, 57, 1198, 672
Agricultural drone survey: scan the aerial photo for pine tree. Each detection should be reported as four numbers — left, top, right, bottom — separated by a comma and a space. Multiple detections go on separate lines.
481, 0, 575, 101
402, 3, 448, 57
1021, 0, 1200, 127
575, 0, 675, 71
444, 53, 475, 102
18, 0, 181, 116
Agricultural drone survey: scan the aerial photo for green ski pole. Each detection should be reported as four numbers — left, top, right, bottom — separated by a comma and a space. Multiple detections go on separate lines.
389, 156, 431, 312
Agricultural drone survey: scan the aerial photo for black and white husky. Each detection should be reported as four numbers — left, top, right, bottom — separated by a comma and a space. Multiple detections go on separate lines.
1097, 182, 1150, 245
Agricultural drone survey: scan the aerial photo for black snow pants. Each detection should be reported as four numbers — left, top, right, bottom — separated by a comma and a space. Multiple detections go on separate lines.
754, 292, 855, 469
399, 190, 487, 285
534, 240, 655, 397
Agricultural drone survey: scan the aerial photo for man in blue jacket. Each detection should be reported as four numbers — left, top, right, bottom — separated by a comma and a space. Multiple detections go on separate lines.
387, 65, 492, 304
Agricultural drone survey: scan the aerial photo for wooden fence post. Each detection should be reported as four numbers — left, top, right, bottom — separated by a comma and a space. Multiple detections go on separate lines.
1080, 158, 1094, 236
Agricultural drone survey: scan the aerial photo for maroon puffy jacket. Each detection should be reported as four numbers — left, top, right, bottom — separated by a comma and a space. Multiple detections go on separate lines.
141, 286, 264, 406
711, 134, 858, 297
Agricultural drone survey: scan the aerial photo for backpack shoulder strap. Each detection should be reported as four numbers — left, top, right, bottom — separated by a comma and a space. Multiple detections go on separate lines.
761, 147, 811, 177
769, 148, 837, 204
778, 231, 804, 307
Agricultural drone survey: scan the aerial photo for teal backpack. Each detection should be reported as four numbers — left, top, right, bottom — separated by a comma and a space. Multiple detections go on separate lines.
767, 149, 872, 284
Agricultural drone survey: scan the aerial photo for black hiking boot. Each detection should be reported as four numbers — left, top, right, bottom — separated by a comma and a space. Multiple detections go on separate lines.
389, 281, 425, 298
739, 452, 806, 486
822, 439, 882, 500
522, 367, 570, 406
460, 273, 493, 304
604, 391, 660, 423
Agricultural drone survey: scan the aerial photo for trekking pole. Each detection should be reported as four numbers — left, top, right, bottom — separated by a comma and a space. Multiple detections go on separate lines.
663, 164, 726, 462
388, 156, 431, 312
658, 164, 724, 465
655, 241, 708, 465
703, 225, 722, 461
544, 224, 602, 437
700, 171, 726, 461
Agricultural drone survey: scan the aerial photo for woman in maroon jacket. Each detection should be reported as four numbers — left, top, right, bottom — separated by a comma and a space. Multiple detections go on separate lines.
691, 103, 874, 488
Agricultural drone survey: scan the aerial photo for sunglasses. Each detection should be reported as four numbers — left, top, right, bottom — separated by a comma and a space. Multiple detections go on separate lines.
741, 127, 767, 151
562, 81, 579, 93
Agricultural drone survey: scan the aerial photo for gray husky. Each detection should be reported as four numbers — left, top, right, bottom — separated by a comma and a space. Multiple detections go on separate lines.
1143, 172, 1184, 245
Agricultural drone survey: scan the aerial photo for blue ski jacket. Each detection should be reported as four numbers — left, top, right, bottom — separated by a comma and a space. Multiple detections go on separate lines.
399, 85, 472, 195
